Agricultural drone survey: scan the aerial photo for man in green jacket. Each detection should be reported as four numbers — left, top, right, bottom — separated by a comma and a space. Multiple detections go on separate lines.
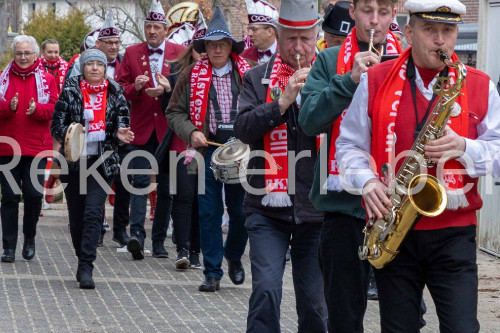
299, 0, 400, 331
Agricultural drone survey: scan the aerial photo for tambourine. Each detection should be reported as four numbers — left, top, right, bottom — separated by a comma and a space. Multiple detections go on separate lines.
64, 122, 84, 162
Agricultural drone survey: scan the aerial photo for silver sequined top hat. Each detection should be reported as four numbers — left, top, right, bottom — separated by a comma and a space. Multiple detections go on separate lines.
193, 6, 245, 54
275, 0, 323, 30
98, 10, 120, 40
245, 0, 279, 28
322, 1, 354, 36
145, 0, 167, 24
83, 29, 100, 50
80, 49, 107, 68
404, 0, 466, 24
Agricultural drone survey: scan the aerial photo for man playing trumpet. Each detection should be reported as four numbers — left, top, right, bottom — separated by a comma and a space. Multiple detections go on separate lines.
234, 0, 327, 331
299, 0, 401, 331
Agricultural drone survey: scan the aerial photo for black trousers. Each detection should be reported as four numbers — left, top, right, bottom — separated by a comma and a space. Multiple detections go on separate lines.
374, 225, 479, 333
0, 156, 46, 250
61, 161, 112, 270
246, 213, 327, 333
170, 156, 199, 252
319, 212, 370, 333
112, 150, 131, 235
129, 133, 172, 242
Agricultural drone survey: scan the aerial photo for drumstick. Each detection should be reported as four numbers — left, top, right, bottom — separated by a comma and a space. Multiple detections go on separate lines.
206, 141, 226, 147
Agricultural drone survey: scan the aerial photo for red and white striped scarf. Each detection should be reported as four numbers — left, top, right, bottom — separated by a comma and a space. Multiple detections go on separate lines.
81, 79, 108, 143
0, 59, 51, 104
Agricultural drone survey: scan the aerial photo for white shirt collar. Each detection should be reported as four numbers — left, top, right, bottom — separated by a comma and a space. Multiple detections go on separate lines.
259, 39, 277, 54
414, 66, 438, 100
212, 61, 231, 77
148, 40, 165, 51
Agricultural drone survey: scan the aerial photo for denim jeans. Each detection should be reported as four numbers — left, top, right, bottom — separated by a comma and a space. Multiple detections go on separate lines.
197, 146, 247, 279
245, 213, 327, 333
0, 156, 46, 250
319, 212, 370, 333
61, 160, 112, 270
374, 225, 479, 333
129, 134, 172, 241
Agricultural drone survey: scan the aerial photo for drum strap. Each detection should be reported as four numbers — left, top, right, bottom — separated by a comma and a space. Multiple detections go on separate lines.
208, 72, 239, 123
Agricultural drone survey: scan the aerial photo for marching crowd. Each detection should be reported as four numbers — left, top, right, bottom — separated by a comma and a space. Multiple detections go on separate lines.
1, 0, 499, 332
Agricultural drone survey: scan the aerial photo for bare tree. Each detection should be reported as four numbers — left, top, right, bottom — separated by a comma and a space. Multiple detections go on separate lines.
84, 0, 214, 46
0, 0, 9, 56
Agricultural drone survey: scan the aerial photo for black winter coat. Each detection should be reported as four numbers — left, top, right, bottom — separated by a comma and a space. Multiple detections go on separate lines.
234, 56, 324, 224
51, 76, 130, 177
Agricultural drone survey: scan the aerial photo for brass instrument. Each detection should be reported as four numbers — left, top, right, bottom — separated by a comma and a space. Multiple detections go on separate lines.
366, 29, 384, 67
358, 50, 468, 269
295, 53, 301, 70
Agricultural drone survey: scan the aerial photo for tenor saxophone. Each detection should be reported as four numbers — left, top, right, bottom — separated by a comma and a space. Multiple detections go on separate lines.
358, 51, 468, 269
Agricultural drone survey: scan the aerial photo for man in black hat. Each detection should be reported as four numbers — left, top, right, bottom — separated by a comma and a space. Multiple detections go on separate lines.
166, 6, 251, 292
317, 1, 355, 51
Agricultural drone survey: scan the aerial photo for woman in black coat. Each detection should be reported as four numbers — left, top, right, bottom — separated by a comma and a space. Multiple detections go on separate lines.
51, 49, 134, 289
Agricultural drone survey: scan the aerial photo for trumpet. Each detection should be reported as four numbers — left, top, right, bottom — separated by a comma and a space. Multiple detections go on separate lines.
295, 53, 301, 70
367, 29, 384, 67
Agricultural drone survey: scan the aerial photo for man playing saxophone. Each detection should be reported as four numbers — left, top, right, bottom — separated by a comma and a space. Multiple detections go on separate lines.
336, 0, 500, 332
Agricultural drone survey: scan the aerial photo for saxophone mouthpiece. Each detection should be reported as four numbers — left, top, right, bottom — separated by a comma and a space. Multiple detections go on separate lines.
437, 50, 448, 62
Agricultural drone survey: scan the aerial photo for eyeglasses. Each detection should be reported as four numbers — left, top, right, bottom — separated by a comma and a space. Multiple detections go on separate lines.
102, 40, 121, 47
247, 26, 269, 33
14, 52, 35, 58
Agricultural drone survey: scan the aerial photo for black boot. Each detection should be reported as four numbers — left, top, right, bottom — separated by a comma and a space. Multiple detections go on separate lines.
112, 231, 130, 247
22, 237, 36, 260
1, 249, 15, 263
175, 248, 189, 269
198, 276, 220, 292
127, 233, 145, 260
78, 263, 95, 289
152, 240, 169, 258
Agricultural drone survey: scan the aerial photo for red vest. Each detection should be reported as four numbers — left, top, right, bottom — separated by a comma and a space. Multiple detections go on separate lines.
368, 60, 490, 230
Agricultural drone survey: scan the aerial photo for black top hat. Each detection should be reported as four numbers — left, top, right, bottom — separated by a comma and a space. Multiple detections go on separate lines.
193, 6, 245, 54
322, 1, 354, 36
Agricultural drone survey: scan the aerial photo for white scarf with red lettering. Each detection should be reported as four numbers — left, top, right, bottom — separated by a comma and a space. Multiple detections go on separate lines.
42, 56, 69, 91
81, 79, 108, 143
372, 48, 469, 209
263, 52, 293, 207
185, 53, 250, 164
0, 59, 50, 104
324, 27, 402, 191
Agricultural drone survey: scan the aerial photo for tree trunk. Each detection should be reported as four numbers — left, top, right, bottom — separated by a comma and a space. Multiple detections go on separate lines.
0, 0, 10, 56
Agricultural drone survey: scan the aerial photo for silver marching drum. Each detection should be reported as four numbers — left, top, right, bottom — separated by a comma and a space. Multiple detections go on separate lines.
210, 139, 250, 184
64, 122, 84, 162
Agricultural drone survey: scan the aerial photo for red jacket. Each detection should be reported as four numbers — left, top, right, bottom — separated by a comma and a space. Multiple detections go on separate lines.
116, 41, 186, 145
0, 66, 58, 156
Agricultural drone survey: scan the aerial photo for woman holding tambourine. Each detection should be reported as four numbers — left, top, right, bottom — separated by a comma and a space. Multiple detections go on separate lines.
51, 49, 134, 289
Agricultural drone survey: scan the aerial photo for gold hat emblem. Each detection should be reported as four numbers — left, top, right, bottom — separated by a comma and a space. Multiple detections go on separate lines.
436, 6, 451, 13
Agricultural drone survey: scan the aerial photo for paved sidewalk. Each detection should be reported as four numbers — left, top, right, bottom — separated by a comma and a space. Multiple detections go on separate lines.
0, 205, 498, 332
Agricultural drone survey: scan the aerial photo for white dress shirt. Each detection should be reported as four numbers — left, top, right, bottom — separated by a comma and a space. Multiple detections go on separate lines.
148, 41, 166, 87
335, 69, 500, 193
258, 39, 278, 64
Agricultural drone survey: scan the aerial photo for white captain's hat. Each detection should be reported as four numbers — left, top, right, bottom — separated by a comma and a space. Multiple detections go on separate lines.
245, 0, 279, 28
404, 0, 466, 24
